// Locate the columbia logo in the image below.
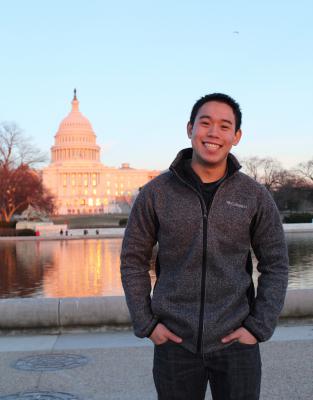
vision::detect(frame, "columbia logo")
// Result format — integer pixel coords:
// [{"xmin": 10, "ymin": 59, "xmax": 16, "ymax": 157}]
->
[{"xmin": 226, "ymin": 200, "xmax": 247, "ymax": 209}]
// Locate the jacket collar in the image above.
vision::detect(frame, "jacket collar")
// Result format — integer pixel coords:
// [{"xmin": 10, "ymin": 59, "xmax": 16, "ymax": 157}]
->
[{"xmin": 169, "ymin": 147, "xmax": 241, "ymax": 182}]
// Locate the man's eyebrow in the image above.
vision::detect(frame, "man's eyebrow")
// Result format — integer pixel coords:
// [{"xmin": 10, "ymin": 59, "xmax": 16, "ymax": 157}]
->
[
  {"xmin": 199, "ymin": 115, "xmax": 233, "ymax": 125},
  {"xmin": 221, "ymin": 119, "xmax": 233, "ymax": 125}
]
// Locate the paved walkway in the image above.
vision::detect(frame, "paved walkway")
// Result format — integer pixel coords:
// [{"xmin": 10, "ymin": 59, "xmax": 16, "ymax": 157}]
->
[
  {"xmin": 0, "ymin": 228, "xmax": 125, "ymax": 241},
  {"xmin": 1, "ymin": 223, "xmax": 313, "ymax": 242},
  {"xmin": 0, "ymin": 324, "xmax": 312, "ymax": 399}
]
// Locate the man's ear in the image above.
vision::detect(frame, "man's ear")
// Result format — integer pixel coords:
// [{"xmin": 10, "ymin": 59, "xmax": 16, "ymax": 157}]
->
[
  {"xmin": 187, "ymin": 122, "xmax": 193, "ymax": 139},
  {"xmin": 232, "ymin": 129, "xmax": 242, "ymax": 146}
]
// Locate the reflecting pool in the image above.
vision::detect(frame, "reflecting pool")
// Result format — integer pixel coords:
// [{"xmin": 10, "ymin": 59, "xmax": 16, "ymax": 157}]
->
[{"xmin": 0, "ymin": 232, "xmax": 312, "ymax": 298}]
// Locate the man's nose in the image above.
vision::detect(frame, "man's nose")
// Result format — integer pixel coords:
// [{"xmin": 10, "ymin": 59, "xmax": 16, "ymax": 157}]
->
[{"xmin": 207, "ymin": 123, "xmax": 219, "ymax": 136}]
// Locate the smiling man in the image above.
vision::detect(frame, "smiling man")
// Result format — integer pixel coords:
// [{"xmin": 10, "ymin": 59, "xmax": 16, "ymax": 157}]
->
[
  {"xmin": 187, "ymin": 99, "xmax": 242, "ymax": 183},
  {"xmin": 121, "ymin": 93, "xmax": 289, "ymax": 400}
]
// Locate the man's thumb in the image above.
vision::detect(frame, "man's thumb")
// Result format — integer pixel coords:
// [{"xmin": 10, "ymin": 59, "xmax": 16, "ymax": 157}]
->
[
  {"xmin": 166, "ymin": 330, "xmax": 183, "ymax": 343},
  {"xmin": 221, "ymin": 331, "xmax": 239, "ymax": 343}
]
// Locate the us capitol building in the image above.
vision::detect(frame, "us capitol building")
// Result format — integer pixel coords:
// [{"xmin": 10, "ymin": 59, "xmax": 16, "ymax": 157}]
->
[{"xmin": 42, "ymin": 91, "xmax": 159, "ymax": 215}]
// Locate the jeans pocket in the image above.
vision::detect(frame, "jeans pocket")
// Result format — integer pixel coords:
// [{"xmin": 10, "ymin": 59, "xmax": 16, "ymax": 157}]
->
[
  {"xmin": 155, "ymin": 340, "xmax": 170, "ymax": 347},
  {"xmin": 233, "ymin": 340, "xmax": 258, "ymax": 348}
]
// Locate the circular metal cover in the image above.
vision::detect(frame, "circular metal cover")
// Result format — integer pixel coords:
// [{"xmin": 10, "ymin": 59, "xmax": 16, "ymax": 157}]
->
[
  {"xmin": 0, "ymin": 392, "xmax": 79, "ymax": 400},
  {"xmin": 13, "ymin": 354, "xmax": 88, "ymax": 371}
]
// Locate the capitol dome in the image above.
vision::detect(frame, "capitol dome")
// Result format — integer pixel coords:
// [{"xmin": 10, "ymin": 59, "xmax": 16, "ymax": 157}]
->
[
  {"xmin": 57, "ymin": 90, "xmax": 93, "ymax": 133},
  {"xmin": 51, "ymin": 90, "xmax": 101, "ymax": 163}
]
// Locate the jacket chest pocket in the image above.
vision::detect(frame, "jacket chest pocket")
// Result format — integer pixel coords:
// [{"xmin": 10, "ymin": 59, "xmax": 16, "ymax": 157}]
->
[{"xmin": 211, "ymin": 202, "xmax": 252, "ymax": 244}]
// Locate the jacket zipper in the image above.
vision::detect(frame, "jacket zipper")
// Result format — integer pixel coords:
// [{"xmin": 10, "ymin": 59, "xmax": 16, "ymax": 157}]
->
[
  {"xmin": 170, "ymin": 167, "xmax": 238, "ymax": 354},
  {"xmin": 195, "ymin": 178, "xmax": 237, "ymax": 353},
  {"xmin": 196, "ymin": 208, "xmax": 208, "ymax": 353}
]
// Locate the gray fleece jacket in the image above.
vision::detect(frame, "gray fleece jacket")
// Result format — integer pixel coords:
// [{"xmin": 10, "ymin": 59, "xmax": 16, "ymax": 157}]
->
[{"xmin": 120, "ymin": 148, "xmax": 289, "ymax": 354}]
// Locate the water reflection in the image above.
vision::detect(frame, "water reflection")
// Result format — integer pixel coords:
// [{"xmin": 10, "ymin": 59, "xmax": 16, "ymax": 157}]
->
[
  {"xmin": 0, "ymin": 233, "xmax": 313, "ymax": 298},
  {"xmin": 285, "ymin": 232, "xmax": 313, "ymax": 289},
  {"xmin": 43, "ymin": 239, "xmax": 124, "ymax": 297},
  {"xmin": 0, "ymin": 241, "xmax": 47, "ymax": 297}
]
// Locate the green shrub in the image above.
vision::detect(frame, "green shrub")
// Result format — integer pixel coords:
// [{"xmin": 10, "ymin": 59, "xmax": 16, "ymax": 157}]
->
[
  {"xmin": 0, "ymin": 221, "xmax": 17, "ymax": 228},
  {"xmin": 119, "ymin": 218, "xmax": 128, "ymax": 227},
  {"xmin": 283, "ymin": 213, "xmax": 313, "ymax": 223},
  {"xmin": 16, "ymin": 229, "xmax": 36, "ymax": 236},
  {"xmin": 0, "ymin": 228, "xmax": 16, "ymax": 237}
]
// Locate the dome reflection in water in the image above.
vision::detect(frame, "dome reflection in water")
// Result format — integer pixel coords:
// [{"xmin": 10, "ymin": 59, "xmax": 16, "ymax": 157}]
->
[{"xmin": 0, "ymin": 234, "xmax": 312, "ymax": 298}]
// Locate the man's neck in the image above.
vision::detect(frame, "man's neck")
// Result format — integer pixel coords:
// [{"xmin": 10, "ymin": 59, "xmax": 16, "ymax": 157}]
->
[{"xmin": 190, "ymin": 159, "xmax": 227, "ymax": 183}]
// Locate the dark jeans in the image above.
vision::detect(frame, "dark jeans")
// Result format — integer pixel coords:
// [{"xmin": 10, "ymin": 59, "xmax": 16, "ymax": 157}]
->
[{"xmin": 153, "ymin": 340, "xmax": 261, "ymax": 400}]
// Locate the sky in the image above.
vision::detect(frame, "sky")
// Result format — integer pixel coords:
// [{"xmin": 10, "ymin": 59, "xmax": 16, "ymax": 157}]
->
[{"xmin": 0, "ymin": 0, "xmax": 312, "ymax": 171}]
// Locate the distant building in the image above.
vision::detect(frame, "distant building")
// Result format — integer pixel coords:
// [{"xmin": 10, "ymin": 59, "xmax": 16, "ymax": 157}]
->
[{"xmin": 42, "ymin": 91, "xmax": 159, "ymax": 215}]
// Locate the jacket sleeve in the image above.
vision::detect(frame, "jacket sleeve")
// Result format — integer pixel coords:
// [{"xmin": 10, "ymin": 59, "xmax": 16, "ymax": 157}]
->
[
  {"xmin": 242, "ymin": 185, "xmax": 289, "ymax": 342},
  {"xmin": 120, "ymin": 185, "xmax": 159, "ymax": 338}
]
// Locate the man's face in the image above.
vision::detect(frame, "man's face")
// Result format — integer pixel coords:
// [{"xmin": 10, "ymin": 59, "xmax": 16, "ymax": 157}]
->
[{"xmin": 187, "ymin": 101, "xmax": 242, "ymax": 169}]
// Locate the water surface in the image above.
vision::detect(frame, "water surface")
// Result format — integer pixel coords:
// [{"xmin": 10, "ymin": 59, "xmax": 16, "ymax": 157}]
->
[{"xmin": 0, "ymin": 233, "xmax": 312, "ymax": 298}]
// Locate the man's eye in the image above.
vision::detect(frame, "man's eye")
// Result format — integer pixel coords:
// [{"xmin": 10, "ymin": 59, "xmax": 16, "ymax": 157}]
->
[{"xmin": 221, "ymin": 125, "xmax": 229, "ymax": 130}]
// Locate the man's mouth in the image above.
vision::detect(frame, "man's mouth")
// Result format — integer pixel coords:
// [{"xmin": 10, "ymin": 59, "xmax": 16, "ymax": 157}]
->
[{"xmin": 203, "ymin": 142, "xmax": 221, "ymax": 149}]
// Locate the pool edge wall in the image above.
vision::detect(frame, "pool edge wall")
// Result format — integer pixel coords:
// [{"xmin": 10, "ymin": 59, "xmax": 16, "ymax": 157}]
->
[{"xmin": 0, "ymin": 289, "xmax": 312, "ymax": 330}]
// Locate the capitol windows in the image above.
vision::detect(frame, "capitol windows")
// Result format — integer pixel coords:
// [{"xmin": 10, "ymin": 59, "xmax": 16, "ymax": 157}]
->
[
  {"xmin": 107, "ymin": 189, "xmax": 111, "ymax": 195},
  {"xmin": 84, "ymin": 188, "xmax": 88, "ymax": 195},
  {"xmin": 103, "ymin": 198, "xmax": 108, "ymax": 205},
  {"xmin": 63, "ymin": 174, "xmax": 67, "ymax": 187},
  {"xmin": 95, "ymin": 198, "xmax": 101, "ymax": 206},
  {"xmin": 71, "ymin": 174, "xmax": 75, "ymax": 186},
  {"xmin": 80, "ymin": 199, "xmax": 86, "ymax": 205},
  {"xmin": 88, "ymin": 198, "xmax": 94, "ymax": 206},
  {"xmin": 93, "ymin": 189, "xmax": 97, "ymax": 195},
  {"xmin": 92, "ymin": 173, "xmax": 97, "ymax": 186},
  {"xmin": 77, "ymin": 174, "xmax": 82, "ymax": 186},
  {"xmin": 84, "ymin": 174, "xmax": 88, "ymax": 186}
]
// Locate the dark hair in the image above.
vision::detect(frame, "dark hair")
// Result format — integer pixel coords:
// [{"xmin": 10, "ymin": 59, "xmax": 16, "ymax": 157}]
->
[{"xmin": 189, "ymin": 93, "xmax": 242, "ymax": 131}]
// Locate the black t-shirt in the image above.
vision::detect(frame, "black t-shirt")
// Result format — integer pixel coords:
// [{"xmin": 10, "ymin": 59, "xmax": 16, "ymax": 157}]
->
[{"xmin": 183, "ymin": 160, "xmax": 229, "ymax": 212}]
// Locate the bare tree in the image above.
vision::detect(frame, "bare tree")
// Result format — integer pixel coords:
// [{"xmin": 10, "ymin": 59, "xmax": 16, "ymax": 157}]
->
[
  {"xmin": 240, "ymin": 156, "xmax": 265, "ymax": 181},
  {"xmin": 296, "ymin": 159, "xmax": 313, "ymax": 183},
  {"xmin": 262, "ymin": 158, "xmax": 285, "ymax": 191},
  {"xmin": 0, "ymin": 122, "xmax": 47, "ymax": 168},
  {"xmin": 241, "ymin": 156, "xmax": 286, "ymax": 192}
]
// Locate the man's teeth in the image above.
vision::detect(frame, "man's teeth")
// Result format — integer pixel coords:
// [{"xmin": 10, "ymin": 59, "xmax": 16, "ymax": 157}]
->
[{"xmin": 204, "ymin": 143, "xmax": 220, "ymax": 149}]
